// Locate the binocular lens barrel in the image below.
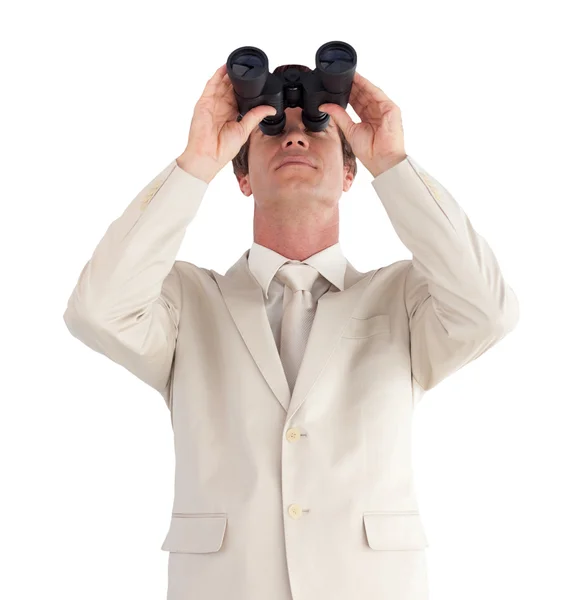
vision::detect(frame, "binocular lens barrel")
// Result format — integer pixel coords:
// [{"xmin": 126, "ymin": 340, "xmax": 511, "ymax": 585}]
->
[
  {"xmin": 316, "ymin": 41, "xmax": 356, "ymax": 93},
  {"xmin": 226, "ymin": 41, "xmax": 356, "ymax": 136},
  {"xmin": 227, "ymin": 47, "xmax": 269, "ymax": 99}
]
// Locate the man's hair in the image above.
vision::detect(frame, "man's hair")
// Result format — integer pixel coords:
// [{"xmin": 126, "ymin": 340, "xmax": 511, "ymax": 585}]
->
[{"xmin": 231, "ymin": 64, "xmax": 357, "ymax": 180}]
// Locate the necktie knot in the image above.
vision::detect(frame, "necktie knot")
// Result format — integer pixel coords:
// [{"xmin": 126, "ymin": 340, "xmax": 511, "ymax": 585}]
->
[{"xmin": 275, "ymin": 263, "xmax": 320, "ymax": 294}]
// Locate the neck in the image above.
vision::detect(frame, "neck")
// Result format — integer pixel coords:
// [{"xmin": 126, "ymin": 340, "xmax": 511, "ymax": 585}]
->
[{"xmin": 253, "ymin": 204, "xmax": 339, "ymax": 261}]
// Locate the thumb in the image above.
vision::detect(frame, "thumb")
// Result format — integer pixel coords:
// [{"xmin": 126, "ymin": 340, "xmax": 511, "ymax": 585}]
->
[
  {"xmin": 239, "ymin": 105, "xmax": 277, "ymax": 139},
  {"xmin": 319, "ymin": 103, "xmax": 355, "ymax": 140}
]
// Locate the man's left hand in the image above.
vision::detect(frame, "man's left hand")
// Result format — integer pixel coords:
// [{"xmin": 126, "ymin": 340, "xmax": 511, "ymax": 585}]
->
[{"xmin": 319, "ymin": 71, "xmax": 407, "ymax": 178}]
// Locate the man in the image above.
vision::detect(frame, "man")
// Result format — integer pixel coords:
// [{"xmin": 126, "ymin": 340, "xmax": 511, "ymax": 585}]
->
[{"xmin": 63, "ymin": 62, "xmax": 519, "ymax": 600}]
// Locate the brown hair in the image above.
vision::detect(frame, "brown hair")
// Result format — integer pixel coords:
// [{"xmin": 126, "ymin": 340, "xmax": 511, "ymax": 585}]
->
[{"xmin": 231, "ymin": 64, "xmax": 357, "ymax": 180}]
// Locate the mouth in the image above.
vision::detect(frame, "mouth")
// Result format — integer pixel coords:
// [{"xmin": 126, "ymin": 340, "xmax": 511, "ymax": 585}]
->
[{"xmin": 277, "ymin": 162, "xmax": 315, "ymax": 170}]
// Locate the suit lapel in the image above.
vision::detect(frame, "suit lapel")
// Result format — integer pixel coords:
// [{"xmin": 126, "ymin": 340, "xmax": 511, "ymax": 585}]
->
[{"xmin": 211, "ymin": 250, "xmax": 377, "ymax": 416}]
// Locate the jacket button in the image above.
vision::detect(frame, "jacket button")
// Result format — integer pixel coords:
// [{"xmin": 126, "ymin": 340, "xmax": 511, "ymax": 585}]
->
[
  {"xmin": 285, "ymin": 427, "xmax": 301, "ymax": 442},
  {"xmin": 288, "ymin": 504, "xmax": 303, "ymax": 519}
]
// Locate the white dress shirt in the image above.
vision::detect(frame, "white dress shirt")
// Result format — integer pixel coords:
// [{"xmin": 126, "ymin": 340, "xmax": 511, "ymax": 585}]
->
[{"xmin": 247, "ymin": 241, "xmax": 348, "ymax": 357}]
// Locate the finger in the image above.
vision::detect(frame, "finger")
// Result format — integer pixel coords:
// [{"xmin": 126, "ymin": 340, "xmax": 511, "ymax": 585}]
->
[
  {"xmin": 318, "ymin": 104, "xmax": 355, "ymax": 140},
  {"xmin": 352, "ymin": 71, "xmax": 394, "ymax": 105},
  {"xmin": 349, "ymin": 87, "xmax": 378, "ymax": 122},
  {"xmin": 217, "ymin": 74, "xmax": 235, "ymax": 103},
  {"xmin": 239, "ymin": 105, "xmax": 277, "ymax": 140},
  {"xmin": 347, "ymin": 81, "xmax": 376, "ymax": 122},
  {"xmin": 221, "ymin": 81, "xmax": 239, "ymax": 113},
  {"xmin": 209, "ymin": 71, "xmax": 236, "ymax": 112},
  {"xmin": 350, "ymin": 79, "xmax": 395, "ymax": 123},
  {"xmin": 202, "ymin": 64, "xmax": 228, "ymax": 96}
]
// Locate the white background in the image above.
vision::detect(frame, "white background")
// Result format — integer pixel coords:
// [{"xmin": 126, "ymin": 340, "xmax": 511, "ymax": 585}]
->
[{"xmin": 2, "ymin": 0, "xmax": 573, "ymax": 598}]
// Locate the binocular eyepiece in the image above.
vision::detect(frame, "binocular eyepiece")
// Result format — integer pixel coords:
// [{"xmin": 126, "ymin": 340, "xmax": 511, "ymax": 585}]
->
[{"xmin": 226, "ymin": 41, "xmax": 357, "ymax": 136}]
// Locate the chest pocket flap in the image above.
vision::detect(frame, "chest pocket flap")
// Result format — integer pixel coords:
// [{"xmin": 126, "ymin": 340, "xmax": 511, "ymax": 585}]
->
[{"xmin": 342, "ymin": 314, "xmax": 390, "ymax": 339}]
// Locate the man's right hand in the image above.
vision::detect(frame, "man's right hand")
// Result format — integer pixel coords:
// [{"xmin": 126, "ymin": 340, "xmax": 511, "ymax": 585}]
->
[{"xmin": 176, "ymin": 64, "xmax": 277, "ymax": 184}]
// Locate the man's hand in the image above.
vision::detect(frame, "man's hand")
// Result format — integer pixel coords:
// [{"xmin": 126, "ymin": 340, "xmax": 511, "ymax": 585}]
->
[
  {"xmin": 177, "ymin": 64, "xmax": 277, "ymax": 183},
  {"xmin": 319, "ymin": 71, "xmax": 407, "ymax": 177}
]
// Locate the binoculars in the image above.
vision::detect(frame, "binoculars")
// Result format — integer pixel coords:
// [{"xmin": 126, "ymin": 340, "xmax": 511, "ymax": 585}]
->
[{"xmin": 226, "ymin": 41, "xmax": 357, "ymax": 136}]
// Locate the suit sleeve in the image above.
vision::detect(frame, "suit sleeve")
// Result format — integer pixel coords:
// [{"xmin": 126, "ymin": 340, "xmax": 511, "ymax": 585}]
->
[
  {"xmin": 371, "ymin": 155, "xmax": 519, "ymax": 392},
  {"xmin": 63, "ymin": 159, "xmax": 209, "ymax": 406}
]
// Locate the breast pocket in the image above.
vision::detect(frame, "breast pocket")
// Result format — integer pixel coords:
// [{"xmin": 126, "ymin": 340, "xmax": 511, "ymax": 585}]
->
[{"xmin": 341, "ymin": 314, "xmax": 391, "ymax": 339}]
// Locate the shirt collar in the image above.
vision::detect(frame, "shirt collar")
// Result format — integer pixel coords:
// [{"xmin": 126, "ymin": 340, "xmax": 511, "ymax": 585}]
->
[{"xmin": 248, "ymin": 241, "xmax": 347, "ymax": 299}]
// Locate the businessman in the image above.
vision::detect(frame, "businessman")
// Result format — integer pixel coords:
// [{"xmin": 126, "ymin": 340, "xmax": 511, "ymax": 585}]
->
[{"xmin": 63, "ymin": 62, "xmax": 519, "ymax": 600}]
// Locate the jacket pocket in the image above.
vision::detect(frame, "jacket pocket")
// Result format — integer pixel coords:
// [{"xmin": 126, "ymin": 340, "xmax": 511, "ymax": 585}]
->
[
  {"xmin": 363, "ymin": 511, "xmax": 429, "ymax": 550},
  {"xmin": 160, "ymin": 513, "xmax": 228, "ymax": 553},
  {"xmin": 341, "ymin": 314, "xmax": 390, "ymax": 339}
]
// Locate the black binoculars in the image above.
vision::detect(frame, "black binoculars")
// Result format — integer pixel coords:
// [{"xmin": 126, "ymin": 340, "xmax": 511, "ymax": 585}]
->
[{"xmin": 226, "ymin": 41, "xmax": 357, "ymax": 136}]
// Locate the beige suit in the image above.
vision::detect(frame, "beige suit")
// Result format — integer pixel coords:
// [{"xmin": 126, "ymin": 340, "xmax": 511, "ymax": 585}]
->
[{"xmin": 63, "ymin": 155, "xmax": 519, "ymax": 600}]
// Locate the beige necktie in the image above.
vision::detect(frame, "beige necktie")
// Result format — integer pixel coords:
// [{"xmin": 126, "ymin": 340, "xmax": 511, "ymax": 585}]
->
[{"xmin": 275, "ymin": 263, "xmax": 321, "ymax": 394}]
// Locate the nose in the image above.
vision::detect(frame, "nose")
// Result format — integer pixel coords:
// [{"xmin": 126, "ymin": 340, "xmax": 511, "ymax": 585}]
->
[{"xmin": 281, "ymin": 129, "xmax": 310, "ymax": 149}]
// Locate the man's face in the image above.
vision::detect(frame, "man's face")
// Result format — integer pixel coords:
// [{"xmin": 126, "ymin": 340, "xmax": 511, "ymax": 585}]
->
[{"xmin": 236, "ymin": 107, "xmax": 354, "ymax": 208}]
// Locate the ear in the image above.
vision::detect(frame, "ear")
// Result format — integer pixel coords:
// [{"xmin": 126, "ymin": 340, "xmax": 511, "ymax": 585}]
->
[
  {"xmin": 236, "ymin": 172, "xmax": 253, "ymax": 197},
  {"xmin": 342, "ymin": 164, "xmax": 355, "ymax": 192}
]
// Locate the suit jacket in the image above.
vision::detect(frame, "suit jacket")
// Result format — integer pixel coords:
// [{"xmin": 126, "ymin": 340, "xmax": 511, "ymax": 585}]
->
[{"xmin": 63, "ymin": 155, "xmax": 519, "ymax": 600}]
